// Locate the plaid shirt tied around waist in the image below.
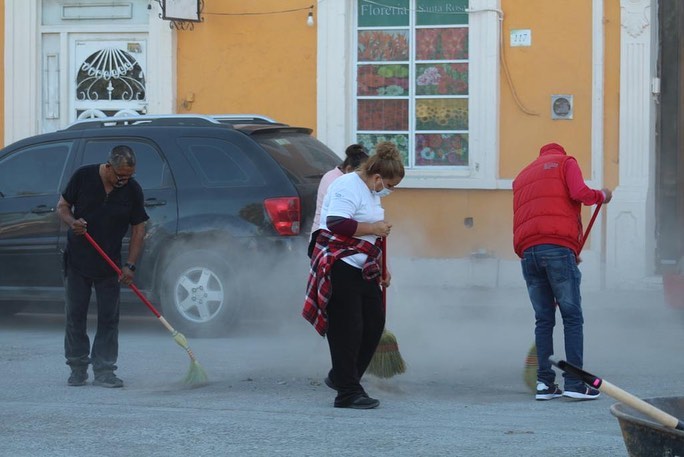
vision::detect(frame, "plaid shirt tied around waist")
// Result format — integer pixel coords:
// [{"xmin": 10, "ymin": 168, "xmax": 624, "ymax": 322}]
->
[{"xmin": 302, "ymin": 230, "xmax": 382, "ymax": 336}]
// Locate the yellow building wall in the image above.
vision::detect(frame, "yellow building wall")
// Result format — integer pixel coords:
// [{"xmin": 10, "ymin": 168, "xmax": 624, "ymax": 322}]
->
[
  {"xmin": 175, "ymin": 1, "xmax": 620, "ymax": 260},
  {"xmin": 498, "ymin": 0, "xmax": 593, "ymax": 178},
  {"xmin": 383, "ymin": 189, "xmax": 514, "ymax": 258},
  {"xmin": 176, "ymin": 1, "xmax": 317, "ymax": 129}
]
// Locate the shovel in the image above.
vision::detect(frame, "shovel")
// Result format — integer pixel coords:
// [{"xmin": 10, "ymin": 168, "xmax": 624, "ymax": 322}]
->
[{"xmin": 550, "ymin": 357, "xmax": 684, "ymax": 431}]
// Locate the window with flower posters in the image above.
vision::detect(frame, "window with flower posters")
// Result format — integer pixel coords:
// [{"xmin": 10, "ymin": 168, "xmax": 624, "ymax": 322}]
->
[{"xmin": 356, "ymin": 0, "xmax": 470, "ymax": 169}]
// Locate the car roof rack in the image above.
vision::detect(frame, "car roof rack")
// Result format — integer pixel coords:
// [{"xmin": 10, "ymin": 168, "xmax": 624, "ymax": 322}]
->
[
  {"xmin": 64, "ymin": 114, "xmax": 226, "ymax": 130},
  {"xmin": 211, "ymin": 114, "xmax": 279, "ymax": 125}
]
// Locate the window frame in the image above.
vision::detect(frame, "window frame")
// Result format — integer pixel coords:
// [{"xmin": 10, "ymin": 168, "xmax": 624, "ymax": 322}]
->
[{"xmin": 316, "ymin": 0, "xmax": 501, "ymax": 189}]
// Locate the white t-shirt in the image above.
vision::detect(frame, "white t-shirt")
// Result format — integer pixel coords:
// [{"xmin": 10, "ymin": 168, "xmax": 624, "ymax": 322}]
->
[
  {"xmin": 320, "ymin": 172, "xmax": 383, "ymax": 269},
  {"xmin": 310, "ymin": 166, "xmax": 343, "ymax": 234}
]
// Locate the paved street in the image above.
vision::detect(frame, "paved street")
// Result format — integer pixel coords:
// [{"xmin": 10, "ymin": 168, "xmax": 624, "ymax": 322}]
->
[{"xmin": 1, "ymin": 283, "xmax": 682, "ymax": 456}]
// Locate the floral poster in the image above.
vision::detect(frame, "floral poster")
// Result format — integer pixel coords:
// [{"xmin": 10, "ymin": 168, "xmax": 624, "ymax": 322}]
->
[
  {"xmin": 357, "ymin": 134, "xmax": 409, "ymax": 166},
  {"xmin": 416, "ymin": 63, "xmax": 468, "ymax": 96},
  {"xmin": 416, "ymin": 28, "xmax": 468, "ymax": 60},
  {"xmin": 358, "ymin": 30, "xmax": 410, "ymax": 62},
  {"xmin": 358, "ymin": 99, "xmax": 409, "ymax": 131},
  {"xmin": 416, "ymin": 98, "xmax": 468, "ymax": 130},
  {"xmin": 415, "ymin": 133, "xmax": 468, "ymax": 166},
  {"xmin": 358, "ymin": 64, "xmax": 410, "ymax": 96}
]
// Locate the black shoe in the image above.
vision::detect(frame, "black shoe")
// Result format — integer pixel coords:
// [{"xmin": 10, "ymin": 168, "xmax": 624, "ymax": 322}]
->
[
  {"xmin": 67, "ymin": 368, "xmax": 88, "ymax": 387},
  {"xmin": 93, "ymin": 372, "xmax": 124, "ymax": 388},
  {"xmin": 563, "ymin": 385, "xmax": 600, "ymax": 400},
  {"xmin": 324, "ymin": 376, "xmax": 339, "ymax": 391},
  {"xmin": 334, "ymin": 394, "xmax": 380, "ymax": 409},
  {"xmin": 535, "ymin": 382, "xmax": 562, "ymax": 401}
]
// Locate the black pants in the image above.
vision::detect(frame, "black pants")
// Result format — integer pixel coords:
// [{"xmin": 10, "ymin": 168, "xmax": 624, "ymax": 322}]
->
[
  {"xmin": 64, "ymin": 266, "xmax": 121, "ymax": 374},
  {"xmin": 307, "ymin": 229, "xmax": 321, "ymax": 258},
  {"xmin": 326, "ymin": 260, "xmax": 385, "ymax": 404}
]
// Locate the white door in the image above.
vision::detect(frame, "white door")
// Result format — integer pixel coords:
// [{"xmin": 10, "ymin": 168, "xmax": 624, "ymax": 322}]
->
[{"xmin": 71, "ymin": 37, "xmax": 148, "ymax": 121}]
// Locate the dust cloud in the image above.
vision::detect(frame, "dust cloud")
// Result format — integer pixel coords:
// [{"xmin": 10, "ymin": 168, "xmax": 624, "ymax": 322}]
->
[{"xmin": 174, "ymin": 225, "xmax": 683, "ymax": 391}]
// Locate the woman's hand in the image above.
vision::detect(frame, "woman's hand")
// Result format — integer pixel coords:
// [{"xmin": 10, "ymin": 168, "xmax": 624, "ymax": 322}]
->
[
  {"xmin": 380, "ymin": 270, "xmax": 392, "ymax": 288},
  {"xmin": 373, "ymin": 220, "xmax": 392, "ymax": 237}
]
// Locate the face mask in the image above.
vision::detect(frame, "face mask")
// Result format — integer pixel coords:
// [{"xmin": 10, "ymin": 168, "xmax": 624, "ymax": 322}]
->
[{"xmin": 373, "ymin": 178, "xmax": 392, "ymax": 198}]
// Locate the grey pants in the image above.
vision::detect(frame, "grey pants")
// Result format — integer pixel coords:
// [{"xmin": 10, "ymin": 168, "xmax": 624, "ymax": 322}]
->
[{"xmin": 64, "ymin": 266, "xmax": 120, "ymax": 374}]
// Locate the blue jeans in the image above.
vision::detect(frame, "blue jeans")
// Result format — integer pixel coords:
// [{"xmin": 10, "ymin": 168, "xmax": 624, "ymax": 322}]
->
[
  {"xmin": 64, "ymin": 266, "xmax": 120, "ymax": 374},
  {"xmin": 521, "ymin": 244, "xmax": 585, "ymax": 390}
]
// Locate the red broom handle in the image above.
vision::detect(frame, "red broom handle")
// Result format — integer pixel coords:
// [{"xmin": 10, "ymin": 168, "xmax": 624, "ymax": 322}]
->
[
  {"xmin": 381, "ymin": 237, "xmax": 387, "ymax": 312},
  {"xmin": 83, "ymin": 232, "xmax": 162, "ymax": 318},
  {"xmin": 579, "ymin": 201, "xmax": 603, "ymax": 252}
]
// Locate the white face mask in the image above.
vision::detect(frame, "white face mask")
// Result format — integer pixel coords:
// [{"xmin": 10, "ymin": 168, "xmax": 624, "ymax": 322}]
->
[{"xmin": 373, "ymin": 178, "xmax": 392, "ymax": 198}]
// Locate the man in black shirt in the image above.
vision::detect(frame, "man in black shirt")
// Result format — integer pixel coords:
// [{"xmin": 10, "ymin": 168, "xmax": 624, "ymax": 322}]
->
[{"xmin": 57, "ymin": 145, "xmax": 149, "ymax": 388}]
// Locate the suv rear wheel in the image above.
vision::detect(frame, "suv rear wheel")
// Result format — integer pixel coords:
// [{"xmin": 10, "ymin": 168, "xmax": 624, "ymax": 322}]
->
[{"xmin": 159, "ymin": 250, "xmax": 242, "ymax": 337}]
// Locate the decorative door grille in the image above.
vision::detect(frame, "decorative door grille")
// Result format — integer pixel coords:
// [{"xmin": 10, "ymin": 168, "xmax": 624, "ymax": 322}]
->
[{"xmin": 76, "ymin": 47, "xmax": 146, "ymax": 102}]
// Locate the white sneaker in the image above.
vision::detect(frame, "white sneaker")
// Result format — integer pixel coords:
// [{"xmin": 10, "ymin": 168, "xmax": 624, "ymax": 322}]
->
[
  {"xmin": 536, "ymin": 382, "xmax": 563, "ymax": 400},
  {"xmin": 562, "ymin": 386, "xmax": 600, "ymax": 400}
]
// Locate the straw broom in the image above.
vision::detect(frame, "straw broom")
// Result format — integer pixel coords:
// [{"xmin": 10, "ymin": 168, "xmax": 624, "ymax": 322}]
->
[
  {"xmin": 522, "ymin": 203, "xmax": 602, "ymax": 392},
  {"xmin": 523, "ymin": 343, "xmax": 538, "ymax": 391},
  {"xmin": 84, "ymin": 232, "xmax": 208, "ymax": 386},
  {"xmin": 367, "ymin": 237, "xmax": 406, "ymax": 378}
]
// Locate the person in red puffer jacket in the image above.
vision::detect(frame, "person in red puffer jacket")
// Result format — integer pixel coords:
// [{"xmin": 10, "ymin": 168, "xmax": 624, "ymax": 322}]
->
[{"xmin": 513, "ymin": 142, "xmax": 612, "ymax": 401}]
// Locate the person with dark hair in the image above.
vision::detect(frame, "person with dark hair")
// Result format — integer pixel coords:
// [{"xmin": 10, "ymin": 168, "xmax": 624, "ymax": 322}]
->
[
  {"xmin": 513, "ymin": 142, "xmax": 612, "ymax": 401},
  {"xmin": 57, "ymin": 145, "xmax": 149, "ymax": 388},
  {"xmin": 303, "ymin": 141, "xmax": 404, "ymax": 409},
  {"xmin": 307, "ymin": 144, "xmax": 369, "ymax": 258}
]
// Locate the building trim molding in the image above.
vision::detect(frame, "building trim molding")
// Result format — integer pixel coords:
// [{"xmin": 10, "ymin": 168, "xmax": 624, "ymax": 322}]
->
[
  {"xmin": 3, "ymin": 0, "xmax": 175, "ymax": 145},
  {"xmin": 4, "ymin": 0, "xmax": 39, "ymax": 145},
  {"xmin": 606, "ymin": 0, "xmax": 657, "ymax": 286}
]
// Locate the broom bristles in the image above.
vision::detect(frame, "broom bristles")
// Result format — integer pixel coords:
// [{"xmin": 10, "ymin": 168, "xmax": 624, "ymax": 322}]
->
[
  {"xmin": 184, "ymin": 359, "xmax": 209, "ymax": 386},
  {"xmin": 367, "ymin": 329, "xmax": 406, "ymax": 379},
  {"xmin": 170, "ymin": 330, "xmax": 208, "ymax": 386},
  {"xmin": 523, "ymin": 343, "xmax": 537, "ymax": 392}
]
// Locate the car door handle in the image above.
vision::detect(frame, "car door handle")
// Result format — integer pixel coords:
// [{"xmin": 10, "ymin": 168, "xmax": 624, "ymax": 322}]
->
[
  {"xmin": 144, "ymin": 198, "xmax": 167, "ymax": 207},
  {"xmin": 31, "ymin": 205, "xmax": 54, "ymax": 214}
]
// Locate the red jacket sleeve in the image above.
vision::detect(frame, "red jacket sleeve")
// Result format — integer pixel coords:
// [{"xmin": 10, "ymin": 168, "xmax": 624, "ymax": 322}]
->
[{"xmin": 564, "ymin": 158, "xmax": 605, "ymax": 205}]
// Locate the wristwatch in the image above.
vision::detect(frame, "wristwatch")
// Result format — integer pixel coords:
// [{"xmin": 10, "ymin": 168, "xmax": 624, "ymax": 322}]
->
[{"xmin": 124, "ymin": 262, "xmax": 136, "ymax": 272}]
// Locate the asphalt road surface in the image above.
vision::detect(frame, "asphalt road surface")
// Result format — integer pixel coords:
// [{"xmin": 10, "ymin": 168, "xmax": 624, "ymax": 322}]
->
[{"xmin": 1, "ymin": 285, "xmax": 682, "ymax": 457}]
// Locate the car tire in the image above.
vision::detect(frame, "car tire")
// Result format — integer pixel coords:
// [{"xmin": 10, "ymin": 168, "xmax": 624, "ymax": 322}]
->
[{"xmin": 159, "ymin": 249, "xmax": 242, "ymax": 337}]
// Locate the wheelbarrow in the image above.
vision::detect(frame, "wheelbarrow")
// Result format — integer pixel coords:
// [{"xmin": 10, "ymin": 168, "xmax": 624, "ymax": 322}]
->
[
  {"xmin": 611, "ymin": 397, "xmax": 684, "ymax": 457},
  {"xmin": 550, "ymin": 358, "xmax": 684, "ymax": 456}
]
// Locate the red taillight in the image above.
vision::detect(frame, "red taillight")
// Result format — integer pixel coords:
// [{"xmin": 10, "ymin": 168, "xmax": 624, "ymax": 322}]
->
[{"xmin": 264, "ymin": 197, "xmax": 301, "ymax": 236}]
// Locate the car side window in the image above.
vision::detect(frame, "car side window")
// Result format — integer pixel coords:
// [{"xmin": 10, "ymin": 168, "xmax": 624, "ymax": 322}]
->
[
  {"xmin": 255, "ymin": 134, "xmax": 340, "ymax": 182},
  {"xmin": 0, "ymin": 142, "xmax": 73, "ymax": 197},
  {"xmin": 178, "ymin": 137, "xmax": 266, "ymax": 187},
  {"xmin": 82, "ymin": 139, "xmax": 171, "ymax": 190}
]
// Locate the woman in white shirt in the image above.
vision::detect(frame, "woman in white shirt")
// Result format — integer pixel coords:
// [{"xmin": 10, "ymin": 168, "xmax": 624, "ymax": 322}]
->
[{"xmin": 302, "ymin": 141, "xmax": 404, "ymax": 409}]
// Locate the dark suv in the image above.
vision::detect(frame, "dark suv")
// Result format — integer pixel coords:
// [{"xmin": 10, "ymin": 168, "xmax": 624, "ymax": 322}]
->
[{"xmin": 0, "ymin": 115, "xmax": 339, "ymax": 336}]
